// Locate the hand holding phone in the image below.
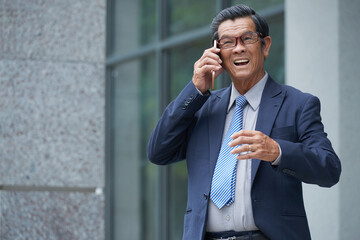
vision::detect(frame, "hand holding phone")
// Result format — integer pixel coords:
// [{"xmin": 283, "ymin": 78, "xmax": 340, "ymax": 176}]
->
[{"xmin": 192, "ymin": 40, "xmax": 222, "ymax": 94}]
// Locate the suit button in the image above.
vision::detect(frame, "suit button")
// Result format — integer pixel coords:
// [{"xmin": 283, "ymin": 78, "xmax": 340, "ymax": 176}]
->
[{"xmin": 203, "ymin": 193, "xmax": 208, "ymax": 200}]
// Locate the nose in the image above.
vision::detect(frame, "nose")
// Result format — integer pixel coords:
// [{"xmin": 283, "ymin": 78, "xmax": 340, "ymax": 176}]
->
[{"xmin": 232, "ymin": 37, "xmax": 246, "ymax": 53}]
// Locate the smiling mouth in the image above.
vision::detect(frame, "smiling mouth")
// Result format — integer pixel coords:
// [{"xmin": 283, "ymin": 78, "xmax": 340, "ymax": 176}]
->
[{"xmin": 234, "ymin": 59, "xmax": 249, "ymax": 66}]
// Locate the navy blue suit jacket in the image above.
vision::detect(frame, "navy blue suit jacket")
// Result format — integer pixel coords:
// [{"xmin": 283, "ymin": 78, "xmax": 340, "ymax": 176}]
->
[{"xmin": 148, "ymin": 77, "xmax": 341, "ymax": 240}]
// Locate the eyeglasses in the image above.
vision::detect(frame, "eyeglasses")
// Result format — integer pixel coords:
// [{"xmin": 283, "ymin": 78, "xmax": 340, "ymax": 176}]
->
[{"xmin": 218, "ymin": 32, "xmax": 262, "ymax": 49}]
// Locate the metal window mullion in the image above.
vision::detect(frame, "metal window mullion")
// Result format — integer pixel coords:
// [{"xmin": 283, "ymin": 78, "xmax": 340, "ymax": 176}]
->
[
  {"xmin": 156, "ymin": 0, "xmax": 170, "ymax": 240},
  {"xmin": 156, "ymin": 49, "xmax": 171, "ymax": 240},
  {"xmin": 105, "ymin": 0, "xmax": 116, "ymax": 240}
]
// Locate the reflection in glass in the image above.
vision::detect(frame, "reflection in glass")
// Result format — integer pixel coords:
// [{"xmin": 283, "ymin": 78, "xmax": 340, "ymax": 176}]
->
[
  {"xmin": 111, "ymin": 55, "xmax": 158, "ymax": 240},
  {"xmin": 264, "ymin": 13, "xmax": 284, "ymax": 84},
  {"xmin": 139, "ymin": 55, "xmax": 159, "ymax": 240},
  {"xmin": 169, "ymin": 38, "xmax": 213, "ymax": 100},
  {"xmin": 140, "ymin": 0, "xmax": 157, "ymax": 45},
  {"xmin": 168, "ymin": 37, "xmax": 209, "ymax": 240},
  {"xmin": 112, "ymin": 0, "xmax": 156, "ymax": 55},
  {"xmin": 169, "ymin": 161, "xmax": 188, "ymax": 240},
  {"xmin": 168, "ymin": 0, "xmax": 217, "ymax": 36}
]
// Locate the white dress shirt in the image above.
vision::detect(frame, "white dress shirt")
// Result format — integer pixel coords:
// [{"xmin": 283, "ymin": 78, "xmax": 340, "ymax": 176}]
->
[{"xmin": 206, "ymin": 73, "xmax": 269, "ymax": 232}]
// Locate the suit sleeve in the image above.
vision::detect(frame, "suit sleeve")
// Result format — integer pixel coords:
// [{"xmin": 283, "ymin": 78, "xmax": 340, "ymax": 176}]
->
[
  {"xmin": 276, "ymin": 95, "xmax": 341, "ymax": 187},
  {"xmin": 147, "ymin": 81, "xmax": 209, "ymax": 165}
]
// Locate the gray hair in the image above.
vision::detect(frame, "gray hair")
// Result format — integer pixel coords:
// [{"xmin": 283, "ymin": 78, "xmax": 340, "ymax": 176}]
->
[{"xmin": 211, "ymin": 4, "xmax": 269, "ymax": 45}]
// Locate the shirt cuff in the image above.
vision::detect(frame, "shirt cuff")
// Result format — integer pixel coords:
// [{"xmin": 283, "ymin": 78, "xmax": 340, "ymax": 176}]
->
[
  {"xmin": 195, "ymin": 87, "xmax": 210, "ymax": 96},
  {"xmin": 271, "ymin": 144, "xmax": 282, "ymax": 166}
]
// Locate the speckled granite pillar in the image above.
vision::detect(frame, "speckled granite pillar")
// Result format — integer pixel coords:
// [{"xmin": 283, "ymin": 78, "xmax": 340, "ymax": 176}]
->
[
  {"xmin": 0, "ymin": 0, "xmax": 106, "ymax": 239},
  {"xmin": 0, "ymin": 191, "xmax": 104, "ymax": 239}
]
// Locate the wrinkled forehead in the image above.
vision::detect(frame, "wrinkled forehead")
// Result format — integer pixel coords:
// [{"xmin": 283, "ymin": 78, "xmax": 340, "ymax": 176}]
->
[{"xmin": 218, "ymin": 17, "xmax": 256, "ymax": 38}]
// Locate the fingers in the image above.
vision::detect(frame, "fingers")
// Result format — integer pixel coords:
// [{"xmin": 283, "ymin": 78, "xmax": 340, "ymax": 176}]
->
[
  {"xmin": 230, "ymin": 143, "xmax": 252, "ymax": 155},
  {"xmin": 192, "ymin": 47, "xmax": 223, "ymax": 93},
  {"xmin": 229, "ymin": 130, "xmax": 280, "ymax": 162},
  {"xmin": 194, "ymin": 60, "xmax": 222, "ymax": 74},
  {"xmin": 194, "ymin": 50, "xmax": 222, "ymax": 76},
  {"xmin": 204, "ymin": 47, "xmax": 222, "ymax": 63},
  {"xmin": 229, "ymin": 130, "xmax": 263, "ymax": 147}
]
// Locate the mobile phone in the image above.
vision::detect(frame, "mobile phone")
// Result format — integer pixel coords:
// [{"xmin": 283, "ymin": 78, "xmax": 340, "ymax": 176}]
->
[{"xmin": 211, "ymin": 40, "xmax": 217, "ymax": 90}]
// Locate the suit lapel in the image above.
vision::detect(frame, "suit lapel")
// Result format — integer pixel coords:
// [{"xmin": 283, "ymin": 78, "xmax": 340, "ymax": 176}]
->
[
  {"xmin": 251, "ymin": 77, "xmax": 285, "ymax": 185},
  {"xmin": 208, "ymin": 87, "xmax": 231, "ymax": 174}
]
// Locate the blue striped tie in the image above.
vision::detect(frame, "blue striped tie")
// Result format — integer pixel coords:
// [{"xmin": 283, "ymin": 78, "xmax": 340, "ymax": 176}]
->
[{"xmin": 210, "ymin": 95, "xmax": 247, "ymax": 209}]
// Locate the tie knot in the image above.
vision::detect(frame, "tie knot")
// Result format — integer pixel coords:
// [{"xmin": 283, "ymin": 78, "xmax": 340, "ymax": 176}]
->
[{"xmin": 236, "ymin": 95, "xmax": 247, "ymax": 108}]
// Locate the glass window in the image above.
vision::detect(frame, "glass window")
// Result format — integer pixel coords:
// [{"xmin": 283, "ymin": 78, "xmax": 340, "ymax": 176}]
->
[
  {"xmin": 169, "ymin": 38, "xmax": 211, "ymax": 99},
  {"xmin": 139, "ymin": 55, "xmax": 159, "ymax": 240},
  {"xmin": 111, "ymin": 0, "xmax": 157, "ymax": 55},
  {"xmin": 110, "ymin": 54, "xmax": 159, "ymax": 240},
  {"xmin": 107, "ymin": 1, "xmax": 284, "ymax": 240},
  {"xmin": 168, "ymin": 0, "xmax": 218, "ymax": 36},
  {"xmin": 167, "ymin": 37, "xmax": 210, "ymax": 239},
  {"xmin": 264, "ymin": 13, "xmax": 284, "ymax": 84},
  {"xmin": 168, "ymin": 162, "xmax": 188, "ymax": 239}
]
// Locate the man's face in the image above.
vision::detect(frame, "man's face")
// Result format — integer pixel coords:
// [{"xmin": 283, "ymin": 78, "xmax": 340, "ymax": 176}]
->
[{"xmin": 218, "ymin": 17, "xmax": 271, "ymax": 86}]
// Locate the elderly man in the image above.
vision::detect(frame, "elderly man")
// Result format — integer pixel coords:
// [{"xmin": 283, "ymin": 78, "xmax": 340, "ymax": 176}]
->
[{"xmin": 148, "ymin": 4, "xmax": 341, "ymax": 240}]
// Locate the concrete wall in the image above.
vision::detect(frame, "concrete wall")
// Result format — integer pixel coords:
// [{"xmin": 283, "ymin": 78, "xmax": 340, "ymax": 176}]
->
[
  {"xmin": 286, "ymin": 0, "xmax": 360, "ymax": 239},
  {"xmin": 338, "ymin": 0, "xmax": 360, "ymax": 239},
  {"xmin": 0, "ymin": 0, "xmax": 106, "ymax": 239}
]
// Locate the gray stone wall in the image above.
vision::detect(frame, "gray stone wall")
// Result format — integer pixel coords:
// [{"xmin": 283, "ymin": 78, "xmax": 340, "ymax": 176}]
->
[{"xmin": 0, "ymin": 0, "xmax": 106, "ymax": 239}]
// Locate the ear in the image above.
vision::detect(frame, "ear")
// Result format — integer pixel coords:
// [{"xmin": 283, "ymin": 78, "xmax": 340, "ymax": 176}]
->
[{"xmin": 262, "ymin": 36, "xmax": 272, "ymax": 58}]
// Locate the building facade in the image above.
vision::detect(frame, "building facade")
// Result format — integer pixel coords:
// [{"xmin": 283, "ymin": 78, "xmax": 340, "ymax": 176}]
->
[{"xmin": 1, "ymin": 0, "xmax": 359, "ymax": 239}]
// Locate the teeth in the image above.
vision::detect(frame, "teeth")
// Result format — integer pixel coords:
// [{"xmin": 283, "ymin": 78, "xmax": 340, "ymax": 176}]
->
[{"xmin": 234, "ymin": 59, "xmax": 249, "ymax": 64}]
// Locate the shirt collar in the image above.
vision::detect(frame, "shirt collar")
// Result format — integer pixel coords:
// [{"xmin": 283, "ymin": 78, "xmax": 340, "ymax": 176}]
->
[{"xmin": 227, "ymin": 72, "xmax": 268, "ymax": 113}]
